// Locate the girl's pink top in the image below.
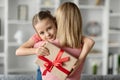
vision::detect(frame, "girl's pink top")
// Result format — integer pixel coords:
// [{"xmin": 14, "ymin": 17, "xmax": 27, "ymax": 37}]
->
[{"xmin": 32, "ymin": 34, "xmax": 85, "ymax": 80}]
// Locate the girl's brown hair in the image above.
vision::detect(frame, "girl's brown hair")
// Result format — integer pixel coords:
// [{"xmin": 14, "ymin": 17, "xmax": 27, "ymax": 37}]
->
[
  {"xmin": 32, "ymin": 10, "xmax": 56, "ymax": 31},
  {"xmin": 55, "ymin": 2, "xmax": 82, "ymax": 48}
]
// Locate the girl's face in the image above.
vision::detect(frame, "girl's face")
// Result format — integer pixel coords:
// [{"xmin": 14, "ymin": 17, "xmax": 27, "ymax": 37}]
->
[{"xmin": 35, "ymin": 18, "xmax": 57, "ymax": 41}]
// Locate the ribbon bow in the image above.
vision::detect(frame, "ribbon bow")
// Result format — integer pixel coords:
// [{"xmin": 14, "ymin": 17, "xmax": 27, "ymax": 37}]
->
[{"xmin": 38, "ymin": 49, "xmax": 70, "ymax": 75}]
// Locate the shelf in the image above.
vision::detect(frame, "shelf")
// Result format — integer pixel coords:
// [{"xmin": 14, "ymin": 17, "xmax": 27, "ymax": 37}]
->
[
  {"xmin": 0, "ymin": 53, "xmax": 4, "ymax": 57},
  {"xmin": 0, "ymin": 36, "xmax": 4, "ymax": 40},
  {"xmin": 8, "ymin": 68, "xmax": 36, "ymax": 74},
  {"xmin": 109, "ymin": 42, "xmax": 120, "ymax": 48},
  {"xmin": 110, "ymin": 13, "xmax": 120, "ymax": 17},
  {"xmin": 40, "ymin": 5, "xmax": 55, "ymax": 9},
  {"xmin": 8, "ymin": 20, "xmax": 31, "ymax": 25},
  {"xmin": 109, "ymin": 30, "xmax": 120, "ymax": 34},
  {"xmin": 0, "ymin": 56, "xmax": 4, "ymax": 65},
  {"xmin": 88, "ymin": 36, "xmax": 104, "ymax": 41},
  {"xmin": 8, "ymin": 42, "xmax": 21, "ymax": 46},
  {"xmin": 0, "ymin": 1, "xmax": 4, "ymax": 8},
  {"xmin": 0, "ymin": 5, "xmax": 4, "ymax": 8},
  {"xmin": 87, "ymin": 53, "xmax": 103, "ymax": 59},
  {"xmin": 79, "ymin": 5, "xmax": 104, "ymax": 10}
]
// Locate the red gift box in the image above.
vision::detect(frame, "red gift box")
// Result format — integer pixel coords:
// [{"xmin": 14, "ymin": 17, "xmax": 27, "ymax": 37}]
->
[{"xmin": 35, "ymin": 42, "xmax": 77, "ymax": 80}]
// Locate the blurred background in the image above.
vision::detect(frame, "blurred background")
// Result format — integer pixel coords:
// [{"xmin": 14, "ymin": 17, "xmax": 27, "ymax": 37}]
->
[{"xmin": 0, "ymin": 0, "xmax": 120, "ymax": 76}]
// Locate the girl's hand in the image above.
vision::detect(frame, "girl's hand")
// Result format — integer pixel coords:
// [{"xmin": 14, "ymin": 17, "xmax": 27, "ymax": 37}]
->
[{"xmin": 35, "ymin": 42, "xmax": 50, "ymax": 56}]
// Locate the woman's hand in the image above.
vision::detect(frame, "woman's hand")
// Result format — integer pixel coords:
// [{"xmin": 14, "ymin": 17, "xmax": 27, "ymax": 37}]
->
[{"xmin": 68, "ymin": 59, "xmax": 80, "ymax": 76}]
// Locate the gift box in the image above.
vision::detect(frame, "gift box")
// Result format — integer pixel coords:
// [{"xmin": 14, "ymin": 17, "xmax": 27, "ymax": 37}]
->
[{"xmin": 35, "ymin": 42, "xmax": 78, "ymax": 80}]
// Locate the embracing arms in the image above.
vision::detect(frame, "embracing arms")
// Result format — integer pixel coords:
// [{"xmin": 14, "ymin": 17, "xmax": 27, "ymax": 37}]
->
[{"xmin": 69, "ymin": 36, "xmax": 95, "ymax": 75}]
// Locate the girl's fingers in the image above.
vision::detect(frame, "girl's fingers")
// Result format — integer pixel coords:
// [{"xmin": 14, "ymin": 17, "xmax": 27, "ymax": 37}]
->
[
  {"xmin": 36, "ymin": 42, "xmax": 49, "ymax": 56},
  {"xmin": 38, "ymin": 46, "xmax": 50, "ymax": 56}
]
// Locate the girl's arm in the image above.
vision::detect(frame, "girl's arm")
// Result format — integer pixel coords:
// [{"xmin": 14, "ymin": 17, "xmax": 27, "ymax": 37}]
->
[
  {"xmin": 69, "ymin": 36, "xmax": 95, "ymax": 75},
  {"xmin": 16, "ymin": 37, "xmax": 38, "ymax": 56},
  {"xmin": 16, "ymin": 37, "xmax": 49, "ymax": 56}
]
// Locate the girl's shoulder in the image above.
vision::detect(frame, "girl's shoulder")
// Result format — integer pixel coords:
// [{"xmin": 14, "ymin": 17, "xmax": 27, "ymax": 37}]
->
[{"xmin": 31, "ymin": 33, "xmax": 42, "ymax": 43}]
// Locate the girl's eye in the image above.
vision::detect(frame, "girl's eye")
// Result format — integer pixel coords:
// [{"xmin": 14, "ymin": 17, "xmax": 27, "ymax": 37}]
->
[
  {"xmin": 39, "ymin": 32, "xmax": 44, "ymax": 35},
  {"xmin": 47, "ymin": 26, "xmax": 52, "ymax": 30}
]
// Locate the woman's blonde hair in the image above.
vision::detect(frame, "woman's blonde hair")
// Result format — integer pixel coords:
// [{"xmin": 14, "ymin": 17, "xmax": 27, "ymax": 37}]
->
[{"xmin": 55, "ymin": 2, "xmax": 82, "ymax": 48}]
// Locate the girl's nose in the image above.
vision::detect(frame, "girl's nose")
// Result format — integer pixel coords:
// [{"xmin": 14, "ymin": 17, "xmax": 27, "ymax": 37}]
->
[{"xmin": 45, "ymin": 32, "xmax": 51, "ymax": 37}]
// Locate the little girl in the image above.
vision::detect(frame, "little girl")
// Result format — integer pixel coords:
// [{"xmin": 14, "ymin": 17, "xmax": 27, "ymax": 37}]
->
[
  {"xmin": 16, "ymin": 10, "xmax": 57, "ymax": 56},
  {"xmin": 16, "ymin": 10, "xmax": 57, "ymax": 80}
]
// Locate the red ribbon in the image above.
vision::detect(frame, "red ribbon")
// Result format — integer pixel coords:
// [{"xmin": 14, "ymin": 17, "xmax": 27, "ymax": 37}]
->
[{"xmin": 38, "ymin": 49, "xmax": 70, "ymax": 75}]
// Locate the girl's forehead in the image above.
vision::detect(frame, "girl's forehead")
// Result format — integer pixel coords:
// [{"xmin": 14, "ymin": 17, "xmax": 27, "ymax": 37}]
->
[
  {"xmin": 35, "ymin": 19, "xmax": 55, "ymax": 28},
  {"xmin": 37, "ymin": 18, "xmax": 51, "ymax": 25}
]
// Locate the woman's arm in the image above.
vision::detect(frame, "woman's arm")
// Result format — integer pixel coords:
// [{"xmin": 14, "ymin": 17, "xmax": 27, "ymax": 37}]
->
[
  {"xmin": 79, "ymin": 36, "xmax": 95, "ymax": 60},
  {"xmin": 69, "ymin": 36, "xmax": 95, "ymax": 75}
]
